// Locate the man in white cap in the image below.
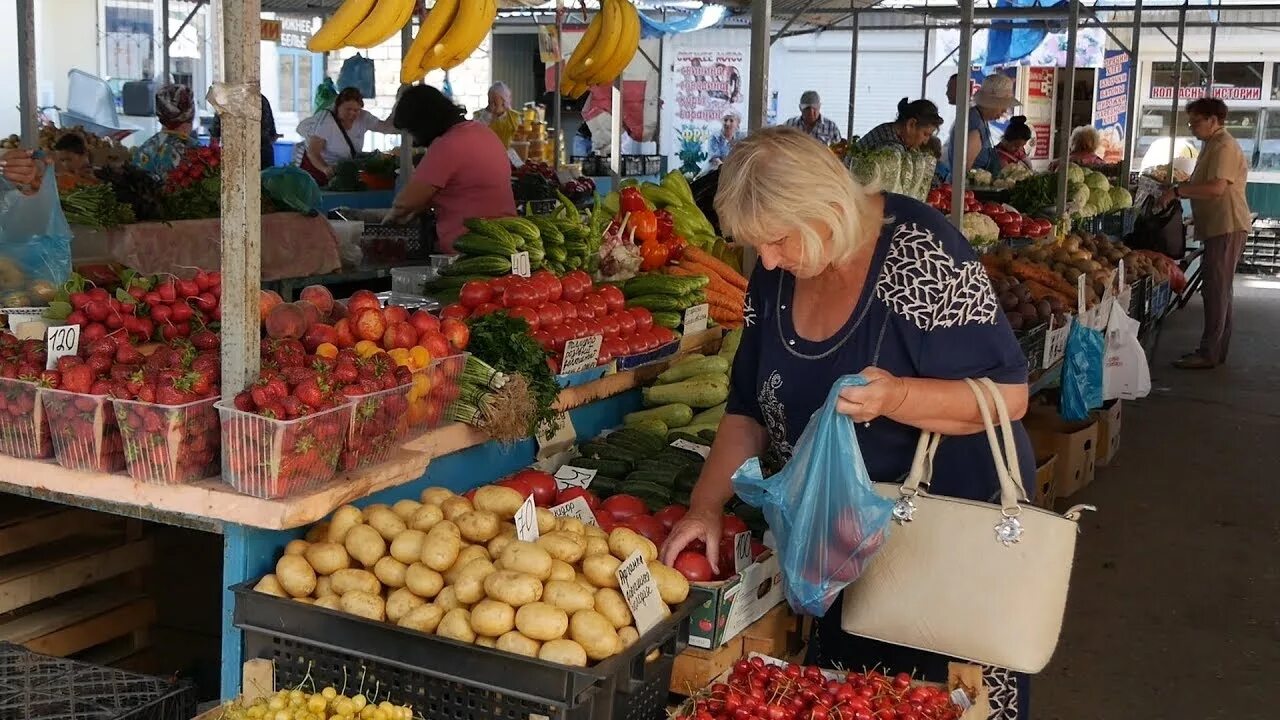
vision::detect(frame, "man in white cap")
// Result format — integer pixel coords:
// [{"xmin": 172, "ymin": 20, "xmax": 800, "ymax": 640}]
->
[
  {"xmin": 950, "ymin": 74, "xmax": 1020, "ymax": 175},
  {"xmin": 785, "ymin": 90, "xmax": 842, "ymax": 146}
]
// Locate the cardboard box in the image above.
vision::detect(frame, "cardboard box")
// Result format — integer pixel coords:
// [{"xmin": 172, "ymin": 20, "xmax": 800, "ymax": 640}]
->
[
  {"xmin": 670, "ymin": 606, "xmax": 805, "ymax": 694},
  {"xmin": 1093, "ymin": 400, "xmax": 1123, "ymax": 466},
  {"xmin": 1024, "ymin": 406, "xmax": 1098, "ymax": 499},
  {"xmin": 1032, "ymin": 454, "xmax": 1058, "ymax": 509},
  {"xmin": 686, "ymin": 552, "xmax": 784, "ymax": 650}
]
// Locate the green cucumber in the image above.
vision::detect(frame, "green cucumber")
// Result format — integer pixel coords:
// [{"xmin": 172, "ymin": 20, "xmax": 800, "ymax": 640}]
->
[
  {"xmin": 608, "ymin": 428, "xmax": 666, "ymax": 454},
  {"xmin": 623, "ymin": 417, "xmax": 669, "ymax": 440},
  {"xmin": 579, "ymin": 441, "xmax": 640, "ymax": 465},
  {"xmin": 625, "ymin": 468, "xmax": 680, "ymax": 488},
  {"xmin": 623, "ymin": 403, "xmax": 693, "ymax": 429},
  {"xmin": 657, "ymin": 356, "xmax": 730, "ymax": 384},
  {"xmin": 674, "ymin": 464, "xmax": 703, "ymax": 492},
  {"xmin": 564, "ymin": 456, "xmax": 632, "ymax": 478}
]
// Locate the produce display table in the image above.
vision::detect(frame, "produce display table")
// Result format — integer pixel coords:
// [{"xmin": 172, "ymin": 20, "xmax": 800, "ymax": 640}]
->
[
  {"xmin": 0, "ymin": 328, "xmax": 722, "ymax": 700},
  {"xmin": 261, "ymin": 259, "xmax": 402, "ymax": 301},
  {"xmin": 100, "ymin": 213, "xmax": 342, "ymax": 282}
]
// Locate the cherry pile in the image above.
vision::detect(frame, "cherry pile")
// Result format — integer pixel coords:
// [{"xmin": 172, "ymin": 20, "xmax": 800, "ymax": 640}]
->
[{"xmin": 682, "ymin": 658, "xmax": 964, "ymax": 720}]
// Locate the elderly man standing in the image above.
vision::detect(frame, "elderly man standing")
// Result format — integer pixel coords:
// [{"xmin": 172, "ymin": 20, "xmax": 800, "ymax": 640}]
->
[
  {"xmin": 1160, "ymin": 97, "xmax": 1253, "ymax": 370},
  {"xmin": 474, "ymin": 81, "xmax": 521, "ymax": 148},
  {"xmin": 706, "ymin": 111, "xmax": 744, "ymax": 168},
  {"xmin": 784, "ymin": 91, "xmax": 842, "ymax": 146}
]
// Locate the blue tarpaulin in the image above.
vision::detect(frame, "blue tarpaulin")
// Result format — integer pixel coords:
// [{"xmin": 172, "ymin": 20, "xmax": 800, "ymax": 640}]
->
[
  {"xmin": 637, "ymin": 4, "xmax": 727, "ymax": 37},
  {"xmin": 983, "ymin": 0, "xmax": 1066, "ymax": 69}
]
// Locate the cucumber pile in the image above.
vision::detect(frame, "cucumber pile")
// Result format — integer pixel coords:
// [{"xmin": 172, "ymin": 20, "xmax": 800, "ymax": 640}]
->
[{"xmin": 621, "ymin": 273, "xmax": 709, "ymax": 330}]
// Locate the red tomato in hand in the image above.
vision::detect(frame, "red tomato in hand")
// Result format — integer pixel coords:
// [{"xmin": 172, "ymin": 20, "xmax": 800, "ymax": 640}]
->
[
  {"xmin": 629, "ymin": 307, "xmax": 654, "ymax": 332},
  {"xmin": 601, "ymin": 494, "xmax": 647, "ymax": 520},
  {"xmin": 673, "ymin": 550, "xmax": 715, "ymax": 582},
  {"xmin": 598, "ymin": 285, "xmax": 626, "ymax": 314},
  {"xmin": 654, "ymin": 504, "xmax": 688, "ymax": 531},
  {"xmin": 510, "ymin": 469, "xmax": 557, "ymax": 507},
  {"xmin": 440, "ymin": 303, "xmax": 470, "ymax": 321},
  {"xmin": 459, "ymin": 281, "xmax": 493, "ymax": 310}
]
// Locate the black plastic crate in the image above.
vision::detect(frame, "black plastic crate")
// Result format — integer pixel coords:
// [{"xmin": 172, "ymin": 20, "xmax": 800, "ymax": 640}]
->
[
  {"xmin": 233, "ymin": 582, "xmax": 695, "ymax": 720},
  {"xmin": 1127, "ymin": 275, "xmax": 1152, "ymax": 326},
  {"xmin": 0, "ymin": 643, "xmax": 197, "ymax": 720},
  {"xmin": 1018, "ymin": 323, "xmax": 1047, "ymax": 372}
]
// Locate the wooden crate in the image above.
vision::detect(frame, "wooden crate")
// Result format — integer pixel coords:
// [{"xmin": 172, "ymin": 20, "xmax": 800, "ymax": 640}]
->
[
  {"xmin": 671, "ymin": 605, "xmax": 804, "ymax": 695},
  {"xmin": 0, "ymin": 498, "xmax": 155, "ymax": 660}
]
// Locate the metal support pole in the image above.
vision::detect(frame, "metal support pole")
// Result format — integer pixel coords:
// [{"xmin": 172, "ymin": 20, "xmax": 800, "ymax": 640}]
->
[
  {"xmin": 161, "ymin": 0, "xmax": 171, "ymax": 83},
  {"xmin": 16, "ymin": 0, "xmax": 36, "ymax": 147},
  {"xmin": 1156, "ymin": 27, "xmax": 1206, "ymax": 79},
  {"xmin": 1168, "ymin": 7, "xmax": 1186, "ymax": 174},
  {"xmin": 1206, "ymin": 5, "xmax": 1218, "ymax": 91},
  {"xmin": 554, "ymin": 0, "xmax": 563, "ymax": 170},
  {"xmin": 747, "ymin": 0, "xmax": 772, "ymax": 132},
  {"xmin": 920, "ymin": 20, "xmax": 931, "ymax": 98},
  {"xmin": 950, "ymin": 1, "xmax": 973, "ymax": 230},
  {"xmin": 609, "ymin": 81, "xmax": 622, "ymax": 178},
  {"xmin": 219, "ymin": 0, "xmax": 262, "ymax": 401},
  {"xmin": 847, "ymin": 13, "xmax": 860, "ymax": 140},
  {"xmin": 1055, "ymin": 0, "xmax": 1079, "ymax": 215},
  {"xmin": 1120, "ymin": 0, "xmax": 1143, "ymax": 181},
  {"xmin": 397, "ymin": 19, "xmax": 412, "ymax": 191}
]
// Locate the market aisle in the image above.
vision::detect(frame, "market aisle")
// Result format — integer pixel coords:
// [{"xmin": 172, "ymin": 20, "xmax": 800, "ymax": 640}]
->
[{"xmin": 1035, "ymin": 278, "xmax": 1280, "ymax": 720}]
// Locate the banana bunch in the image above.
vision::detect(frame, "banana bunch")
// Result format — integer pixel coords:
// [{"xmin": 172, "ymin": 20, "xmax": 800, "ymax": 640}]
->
[
  {"xmin": 308, "ymin": 0, "xmax": 416, "ymax": 52},
  {"xmin": 560, "ymin": 0, "xmax": 640, "ymax": 98},
  {"xmin": 400, "ymin": 0, "xmax": 499, "ymax": 84}
]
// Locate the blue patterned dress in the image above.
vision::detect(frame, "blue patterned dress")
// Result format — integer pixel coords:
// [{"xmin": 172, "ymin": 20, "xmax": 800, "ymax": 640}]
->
[
  {"xmin": 725, "ymin": 192, "xmax": 1033, "ymax": 719},
  {"xmin": 132, "ymin": 130, "xmax": 200, "ymax": 181}
]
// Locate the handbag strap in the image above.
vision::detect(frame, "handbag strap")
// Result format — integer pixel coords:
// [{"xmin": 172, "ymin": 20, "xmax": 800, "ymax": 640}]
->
[
  {"xmin": 899, "ymin": 379, "xmax": 1027, "ymax": 514},
  {"xmin": 331, "ymin": 111, "xmax": 359, "ymax": 158}
]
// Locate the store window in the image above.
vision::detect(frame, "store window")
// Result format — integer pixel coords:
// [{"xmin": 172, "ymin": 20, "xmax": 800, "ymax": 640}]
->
[
  {"xmin": 1258, "ymin": 110, "xmax": 1280, "ymax": 170},
  {"xmin": 1148, "ymin": 61, "xmax": 1264, "ymax": 102},
  {"xmin": 1137, "ymin": 107, "xmax": 1261, "ymax": 170},
  {"xmin": 277, "ymin": 48, "xmax": 315, "ymax": 116}
]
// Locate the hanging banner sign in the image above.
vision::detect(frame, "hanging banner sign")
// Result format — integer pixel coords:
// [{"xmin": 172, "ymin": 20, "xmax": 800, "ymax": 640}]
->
[
  {"xmin": 1094, "ymin": 50, "xmax": 1131, "ymax": 164},
  {"xmin": 1149, "ymin": 85, "xmax": 1262, "ymax": 102},
  {"xmin": 671, "ymin": 49, "xmax": 746, "ymax": 176}
]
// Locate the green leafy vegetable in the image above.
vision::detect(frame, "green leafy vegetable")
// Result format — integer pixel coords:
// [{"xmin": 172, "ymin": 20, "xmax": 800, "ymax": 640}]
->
[{"xmin": 464, "ymin": 312, "xmax": 561, "ymax": 438}]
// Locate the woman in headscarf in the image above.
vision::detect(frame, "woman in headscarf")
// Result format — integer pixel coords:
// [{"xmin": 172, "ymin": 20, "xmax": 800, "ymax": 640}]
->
[
  {"xmin": 132, "ymin": 84, "xmax": 201, "ymax": 180},
  {"xmin": 473, "ymin": 81, "xmax": 522, "ymax": 148},
  {"xmin": 383, "ymin": 85, "xmax": 516, "ymax": 254}
]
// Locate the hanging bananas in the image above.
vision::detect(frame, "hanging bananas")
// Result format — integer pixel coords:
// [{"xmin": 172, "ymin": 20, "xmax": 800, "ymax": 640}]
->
[
  {"xmin": 400, "ymin": 0, "xmax": 498, "ymax": 84},
  {"xmin": 308, "ymin": 0, "xmax": 409, "ymax": 52},
  {"xmin": 560, "ymin": 0, "xmax": 640, "ymax": 99}
]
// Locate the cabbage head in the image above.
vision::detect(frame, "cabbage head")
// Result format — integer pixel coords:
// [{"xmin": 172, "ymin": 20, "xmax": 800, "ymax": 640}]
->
[
  {"xmin": 1092, "ymin": 191, "xmax": 1113, "ymax": 214},
  {"xmin": 872, "ymin": 148, "xmax": 902, "ymax": 193},
  {"xmin": 1069, "ymin": 181, "xmax": 1091, "ymax": 207},
  {"xmin": 1109, "ymin": 187, "xmax": 1133, "ymax": 209},
  {"xmin": 1066, "ymin": 163, "xmax": 1085, "ymax": 184},
  {"xmin": 1084, "ymin": 171, "xmax": 1111, "ymax": 193}
]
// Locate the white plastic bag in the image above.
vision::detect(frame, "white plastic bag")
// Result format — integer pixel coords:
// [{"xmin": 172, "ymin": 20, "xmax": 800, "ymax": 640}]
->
[{"xmin": 1103, "ymin": 299, "xmax": 1150, "ymax": 401}]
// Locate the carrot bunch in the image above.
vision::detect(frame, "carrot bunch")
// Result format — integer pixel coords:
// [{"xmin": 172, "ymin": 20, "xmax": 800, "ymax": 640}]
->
[{"xmin": 665, "ymin": 246, "xmax": 748, "ymax": 328}]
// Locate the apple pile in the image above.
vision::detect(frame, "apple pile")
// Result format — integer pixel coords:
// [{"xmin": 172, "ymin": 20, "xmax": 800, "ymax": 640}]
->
[
  {"xmin": 680, "ymin": 659, "xmax": 967, "ymax": 720},
  {"xmin": 442, "ymin": 270, "xmax": 676, "ymax": 373}
]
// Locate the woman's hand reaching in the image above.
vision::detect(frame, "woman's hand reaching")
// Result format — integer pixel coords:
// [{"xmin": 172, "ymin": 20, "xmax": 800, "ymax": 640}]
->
[
  {"xmin": 0, "ymin": 150, "xmax": 41, "ymax": 187},
  {"xmin": 837, "ymin": 366, "xmax": 908, "ymax": 423},
  {"xmin": 660, "ymin": 508, "xmax": 724, "ymax": 574}
]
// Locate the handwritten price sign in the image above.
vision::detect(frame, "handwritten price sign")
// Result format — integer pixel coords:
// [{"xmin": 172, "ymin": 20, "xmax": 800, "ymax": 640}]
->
[
  {"xmin": 514, "ymin": 494, "xmax": 540, "ymax": 541},
  {"xmin": 561, "ymin": 335, "xmax": 603, "ymax": 374},
  {"xmin": 615, "ymin": 549, "xmax": 664, "ymax": 634},
  {"xmin": 511, "ymin": 252, "xmax": 531, "ymax": 277},
  {"xmin": 45, "ymin": 325, "xmax": 81, "ymax": 370},
  {"xmin": 682, "ymin": 303, "xmax": 710, "ymax": 333},
  {"xmin": 553, "ymin": 464, "xmax": 597, "ymax": 490},
  {"xmin": 550, "ymin": 496, "xmax": 598, "ymax": 526}
]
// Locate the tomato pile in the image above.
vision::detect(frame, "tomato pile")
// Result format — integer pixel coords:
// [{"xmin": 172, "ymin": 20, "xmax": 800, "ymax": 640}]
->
[
  {"xmin": 682, "ymin": 658, "xmax": 965, "ymax": 720},
  {"xmin": 927, "ymin": 186, "xmax": 1052, "ymax": 240},
  {"xmin": 442, "ymin": 270, "xmax": 677, "ymax": 373}
]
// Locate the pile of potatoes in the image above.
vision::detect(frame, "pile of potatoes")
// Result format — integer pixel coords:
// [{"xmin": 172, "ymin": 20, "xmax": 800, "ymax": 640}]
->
[{"xmin": 253, "ymin": 484, "xmax": 690, "ymax": 668}]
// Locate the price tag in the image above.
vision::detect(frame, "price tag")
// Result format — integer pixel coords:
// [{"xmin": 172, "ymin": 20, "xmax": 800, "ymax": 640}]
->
[
  {"xmin": 553, "ymin": 464, "xmax": 597, "ymax": 490},
  {"xmin": 514, "ymin": 494, "xmax": 540, "ymax": 542},
  {"xmin": 560, "ymin": 335, "xmax": 603, "ymax": 374},
  {"xmin": 615, "ymin": 549, "xmax": 665, "ymax": 635},
  {"xmin": 682, "ymin": 303, "xmax": 709, "ymax": 333},
  {"xmin": 733, "ymin": 531, "xmax": 753, "ymax": 574},
  {"xmin": 45, "ymin": 325, "xmax": 81, "ymax": 370},
  {"xmin": 1043, "ymin": 315, "xmax": 1070, "ymax": 369},
  {"xmin": 511, "ymin": 251, "xmax": 531, "ymax": 277},
  {"xmin": 535, "ymin": 412, "xmax": 576, "ymax": 459},
  {"xmin": 670, "ymin": 438, "xmax": 711, "ymax": 459},
  {"xmin": 550, "ymin": 496, "xmax": 598, "ymax": 526},
  {"xmin": 5, "ymin": 308, "xmax": 44, "ymax": 333}
]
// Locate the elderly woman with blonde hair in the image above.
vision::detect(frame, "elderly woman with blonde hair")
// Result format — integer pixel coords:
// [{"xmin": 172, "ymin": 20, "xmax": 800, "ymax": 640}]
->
[
  {"xmin": 660, "ymin": 126, "xmax": 1035, "ymax": 719},
  {"xmin": 1068, "ymin": 125, "xmax": 1105, "ymax": 166}
]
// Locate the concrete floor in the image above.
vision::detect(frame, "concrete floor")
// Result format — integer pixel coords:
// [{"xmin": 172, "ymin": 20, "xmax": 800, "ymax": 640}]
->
[{"xmin": 1035, "ymin": 278, "xmax": 1280, "ymax": 720}]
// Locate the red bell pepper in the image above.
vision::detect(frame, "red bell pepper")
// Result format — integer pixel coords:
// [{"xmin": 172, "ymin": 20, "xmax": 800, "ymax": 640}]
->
[
  {"xmin": 654, "ymin": 209, "xmax": 674, "ymax": 243},
  {"xmin": 629, "ymin": 209, "xmax": 658, "ymax": 245},
  {"xmin": 639, "ymin": 240, "xmax": 670, "ymax": 271},
  {"xmin": 619, "ymin": 187, "xmax": 649, "ymax": 215}
]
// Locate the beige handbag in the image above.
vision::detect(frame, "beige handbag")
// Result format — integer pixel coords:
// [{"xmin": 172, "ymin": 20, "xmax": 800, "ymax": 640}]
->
[{"xmin": 840, "ymin": 378, "xmax": 1094, "ymax": 673}]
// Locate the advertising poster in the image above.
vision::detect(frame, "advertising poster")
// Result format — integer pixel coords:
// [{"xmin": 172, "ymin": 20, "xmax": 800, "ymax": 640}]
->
[
  {"xmin": 1094, "ymin": 50, "xmax": 1131, "ymax": 164},
  {"xmin": 1025, "ymin": 67, "xmax": 1055, "ymax": 160},
  {"xmin": 671, "ymin": 49, "xmax": 745, "ymax": 175}
]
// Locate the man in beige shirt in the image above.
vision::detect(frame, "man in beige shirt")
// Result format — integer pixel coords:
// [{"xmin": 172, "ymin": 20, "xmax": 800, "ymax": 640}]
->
[{"xmin": 1160, "ymin": 97, "xmax": 1253, "ymax": 369}]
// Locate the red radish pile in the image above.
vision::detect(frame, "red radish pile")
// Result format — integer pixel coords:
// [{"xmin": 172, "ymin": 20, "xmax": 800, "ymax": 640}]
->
[
  {"xmin": 442, "ymin": 270, "xmax": 676, "ymax": 372},
  {"xmin": 682, "ymin": 658, "xmax": 965, "ymax": 720},
  {"xmin": 64, "ymin": 269, "xmax": 222, "ymax": 347}
]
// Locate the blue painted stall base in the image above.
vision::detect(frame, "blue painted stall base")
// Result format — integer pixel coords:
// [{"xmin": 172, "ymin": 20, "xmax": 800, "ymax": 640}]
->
[{"xmin": 556, "ymin": 364, "xmax": 611, "ymax": 388}]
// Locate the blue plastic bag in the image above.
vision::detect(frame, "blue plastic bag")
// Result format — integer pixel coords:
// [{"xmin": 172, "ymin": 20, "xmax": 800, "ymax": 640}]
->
[
  {"xmin": 732, "ymin": 375, "xmax": 896, "ymax": 616},
  {"xmin": 0, "ymin": 166, "xmax": 72, "ymax": 302},
  {"xmin": 261, "ymin": 166, "xmax": 322, "ymax": 215},
  {"xmin": 1060, "ymin": 318, "xmax": 1104, "ymax": 421},
  {"xmin": 337, "ymin": 55, "xmax": 376, "ymax": 100}
]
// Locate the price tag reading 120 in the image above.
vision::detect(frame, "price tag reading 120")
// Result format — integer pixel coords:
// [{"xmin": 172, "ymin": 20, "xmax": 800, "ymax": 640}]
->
[{"xmin": 45, "ymin": 325, "xmax": 81, "ymax": 370}]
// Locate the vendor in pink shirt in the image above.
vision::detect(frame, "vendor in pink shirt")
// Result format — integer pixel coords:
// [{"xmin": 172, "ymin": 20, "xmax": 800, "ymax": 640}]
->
[{"xmin": 384, "ymin": 85, "xmax": 516, "ymax": 253}]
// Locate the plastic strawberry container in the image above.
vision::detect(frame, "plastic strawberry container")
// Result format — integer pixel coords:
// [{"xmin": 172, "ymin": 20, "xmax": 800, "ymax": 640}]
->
[
  {"xmin": 216, "ymin": 401, "xmax": 354, "ymax": 499},
  {"xmin": 112, "ymin": 396, "xmax": 220, "ymax": 485},
  {"xmin": 0, "ymin": 377, "xmax": 52, "ymax": 459},
  {"xmin": 340, "ymin": 382, "xmax": 412, "ymax": 471},
  {"xmin": 41, "ymin": 388, "xmax": 126, "ymax": 473},
  {"xmin": 405, "ymin": 352, "xmax": 468, "ymax": 434}
]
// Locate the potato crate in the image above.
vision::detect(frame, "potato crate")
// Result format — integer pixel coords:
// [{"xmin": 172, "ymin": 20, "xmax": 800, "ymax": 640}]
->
[
  {"xmin": 0, "ymin": 499, "xmax": 155, "ymax": 662},
  {"xmin": 233, "ymin": 582, "xmax": 697, "ymax": 720},
  {"xmin": 0, "ymin": 642, "xmax": 196, "ymax": 720}
]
